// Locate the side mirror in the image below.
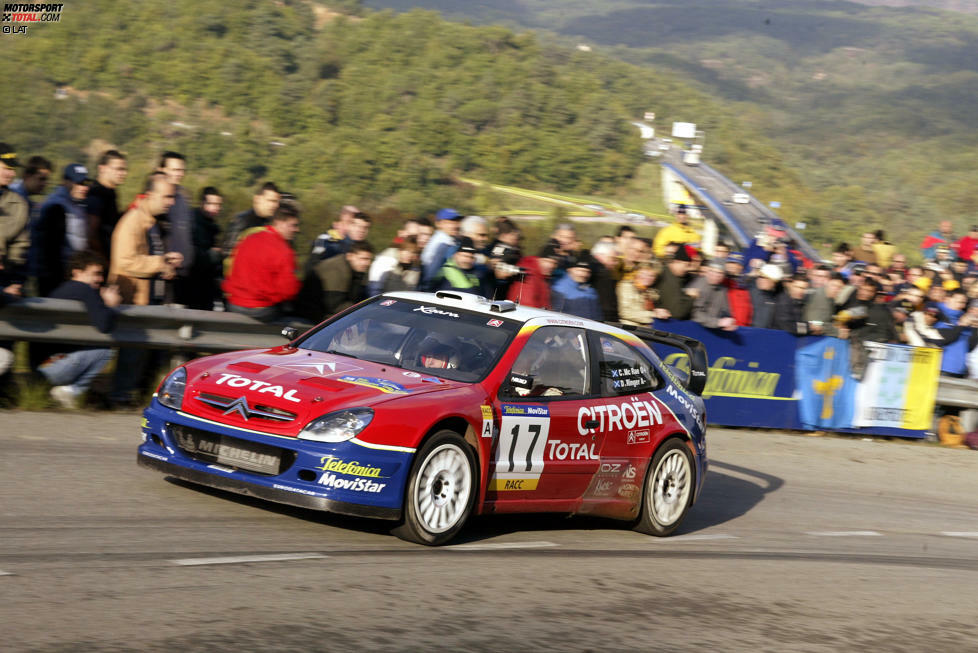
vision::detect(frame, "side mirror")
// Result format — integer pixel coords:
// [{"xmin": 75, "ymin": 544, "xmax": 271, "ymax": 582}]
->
[{"xmin": 281, "ymin": 326, "xmax": 299, "ymax": 341}]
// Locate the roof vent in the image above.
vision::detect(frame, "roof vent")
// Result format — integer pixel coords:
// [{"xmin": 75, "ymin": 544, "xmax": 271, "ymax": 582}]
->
[{"xmin": 489, "ymin": 300, "xmax": 517, "ymax": 313}]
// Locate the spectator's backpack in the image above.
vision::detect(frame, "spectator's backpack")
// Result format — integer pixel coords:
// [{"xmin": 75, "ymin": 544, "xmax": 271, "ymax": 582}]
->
[
  {"xmin": 964, "ymin": 430, "xmax": 978, "ymax": 450},
  {"xmin": 937, "ymin": 415, "xmax": 967, "ymax": 448}
]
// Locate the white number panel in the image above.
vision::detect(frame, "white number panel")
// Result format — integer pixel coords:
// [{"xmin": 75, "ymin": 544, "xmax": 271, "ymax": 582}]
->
[{"xmin": 489, "ymin": 404, "xmax": 551, "ymax": 491}]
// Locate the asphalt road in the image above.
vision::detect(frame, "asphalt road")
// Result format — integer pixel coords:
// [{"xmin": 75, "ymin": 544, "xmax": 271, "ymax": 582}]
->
[{"xmin": 3, "ymin": 411, "xmax": 977, "ymax": 652}]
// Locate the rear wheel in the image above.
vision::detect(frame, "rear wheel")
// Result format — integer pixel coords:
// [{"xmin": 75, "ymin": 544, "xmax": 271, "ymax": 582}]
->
[
  {"xmin": 634, "ymin": 438, "xmax": 695, "ymax": 536},
  {"xmin": 393, "ymin": 431, "xmax": 476, "ymax": 545}
]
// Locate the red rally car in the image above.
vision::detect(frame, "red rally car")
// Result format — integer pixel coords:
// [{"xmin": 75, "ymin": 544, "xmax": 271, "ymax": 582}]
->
[{"xmin": 138, "ymin": 291, "xmax": 709, "ymax": 545}]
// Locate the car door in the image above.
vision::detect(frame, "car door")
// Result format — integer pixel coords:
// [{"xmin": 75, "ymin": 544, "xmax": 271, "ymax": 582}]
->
[
  {"xmin": 580, "ymin": 331, "xmax": 667, "ymax": 516},
  {"xmin": 487, "ymin": 326, "xmax": 606, "ymax": 505}
]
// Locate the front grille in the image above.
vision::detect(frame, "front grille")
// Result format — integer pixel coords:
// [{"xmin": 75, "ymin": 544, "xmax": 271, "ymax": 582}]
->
[
  {"xmin": 195, "ymin": 393, "xmax": 297, "ymax": 422},
  {"xmin": 168, "ymin": 423, "xmax": 297, "ymax": 476}
]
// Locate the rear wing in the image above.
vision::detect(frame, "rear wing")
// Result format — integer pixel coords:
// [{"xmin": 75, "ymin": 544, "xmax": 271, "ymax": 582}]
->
[{"xmin": 610, "ymin": 323, "xmax": 708, "ymax": 396}]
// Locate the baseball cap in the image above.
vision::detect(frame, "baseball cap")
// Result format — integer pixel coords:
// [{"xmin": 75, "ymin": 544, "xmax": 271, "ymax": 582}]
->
[
  {"xmin": 567, "ymin": 255, "xmax": 591, "ymax": 269},
  {"xmin": 435, "ymin": 208, "xmax": 462, "ymax": 221},
  {"xmin": 456, "ymin": 236, "xmax": 477, "ymax": 254},
  {"xmin": 63, "ymin": 163, "xmax": 92, "ymax": 184},
  {"xmin": 0, "ymin": 143, "xmax": 20, "ymax": 168},
  {"xmin": 726, "ymin": 252, "xmax": 746, "ymax": 266}
]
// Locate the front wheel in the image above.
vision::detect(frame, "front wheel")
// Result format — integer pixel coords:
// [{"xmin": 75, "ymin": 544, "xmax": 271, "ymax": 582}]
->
[
  {"xmin": 634, "ymin": 438, "xmax": 695, "ymax": 536},
  {"xmin": 393, "ymin": 431, "xmax": 476, "ymax": 545}
]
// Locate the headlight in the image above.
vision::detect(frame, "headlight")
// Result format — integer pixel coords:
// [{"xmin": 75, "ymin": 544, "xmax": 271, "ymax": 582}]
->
[
  {"xmin": 158, "ymin": 367, "xmax": 187, "ymax": 410},
  {"xmin": 298, "ymin": 408, "xmax": 374, "ymax": 443}
]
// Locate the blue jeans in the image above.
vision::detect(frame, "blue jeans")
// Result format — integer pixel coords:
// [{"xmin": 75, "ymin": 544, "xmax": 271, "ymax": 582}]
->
[{"xmin": 38, "ymin": 348, "xmax": 113, "ymax": 393}]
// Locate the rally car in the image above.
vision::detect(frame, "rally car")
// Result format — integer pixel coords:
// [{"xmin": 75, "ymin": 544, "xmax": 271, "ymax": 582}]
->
[{"xmin": 138, "ymin": 291, "xmax": 709, "ymax": 545}]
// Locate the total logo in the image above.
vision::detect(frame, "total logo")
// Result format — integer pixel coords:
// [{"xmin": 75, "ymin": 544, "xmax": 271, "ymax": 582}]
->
[
  {"xmin": 547, "ymin": 440, "xmax": 597, "ymax": 461},
  {"xmin": 214, "ymin": 373, "xmax": 300, "ymax": 403}
]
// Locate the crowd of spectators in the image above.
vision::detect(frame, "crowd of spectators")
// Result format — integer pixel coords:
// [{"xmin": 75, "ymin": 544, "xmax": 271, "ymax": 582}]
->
[{"xmin": 2, "ymin": 140, "xmax": 978, "ymax": 408}]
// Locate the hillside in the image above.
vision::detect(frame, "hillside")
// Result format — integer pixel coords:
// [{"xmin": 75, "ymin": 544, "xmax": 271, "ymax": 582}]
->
[
  {"xmin": 0, "ymin": 0, "xmax": 823, "ymax": 250},
  {"xmin": 365, "ymin": 0, "xmax": 978, "ymax": 253}
]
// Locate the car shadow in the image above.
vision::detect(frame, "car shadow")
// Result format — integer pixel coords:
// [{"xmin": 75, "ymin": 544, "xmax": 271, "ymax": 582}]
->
[{"xmin": 164, "ymin": 458, "xmax": 783, "ymax": 544}]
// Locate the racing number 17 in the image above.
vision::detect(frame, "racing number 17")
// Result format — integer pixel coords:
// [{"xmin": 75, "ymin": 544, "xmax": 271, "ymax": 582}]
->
[{"xmin": 495, "ymin": 415, "xmax": 549, "ymax": 476}]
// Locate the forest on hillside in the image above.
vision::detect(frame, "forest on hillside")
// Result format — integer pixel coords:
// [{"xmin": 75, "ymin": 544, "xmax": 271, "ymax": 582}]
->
[
  {"xmin": 0, "ymin": 0, "xmax": 820, "ymax": 246},
  {"xmin": 366, "ymin": 0, "xmax": 978, "ymax": 252}
]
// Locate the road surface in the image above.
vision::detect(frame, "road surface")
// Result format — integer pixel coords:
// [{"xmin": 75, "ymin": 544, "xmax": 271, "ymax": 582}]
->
[{"xmin": 2, "ymin": 412, "xmax": 976, "ymax": 651}]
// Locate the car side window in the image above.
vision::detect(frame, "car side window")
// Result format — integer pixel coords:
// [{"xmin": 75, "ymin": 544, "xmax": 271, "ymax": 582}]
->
[
  {"xmin": 502, "ymin": 326, "xmax": 589, "ymax": 399},
  {"xmin": 597, "ymin": 335, "xmax": 660, "ymax": 396}
]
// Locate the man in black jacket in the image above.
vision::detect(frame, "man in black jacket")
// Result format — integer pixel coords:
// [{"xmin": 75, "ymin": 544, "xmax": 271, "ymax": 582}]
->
[
  {"xmin": 39, "ymin": 250, "xmax": 120, "ymax": 408},
  {"xmin": 653, "ymin": 246, "xmax": 694, "ymax": 320},
  {"xmin": 296, "ymin": 242, "xmax": 374, "ymax": 323}
]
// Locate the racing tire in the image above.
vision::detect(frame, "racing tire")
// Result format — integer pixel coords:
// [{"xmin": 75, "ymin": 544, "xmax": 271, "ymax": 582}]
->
[
  {"xmin": 634, "ymin": 437, "xmax": 695, "ymax": 537},
  {"xmin": 393, "ymin": 430, "xmax": 477, "ymax": 546}
]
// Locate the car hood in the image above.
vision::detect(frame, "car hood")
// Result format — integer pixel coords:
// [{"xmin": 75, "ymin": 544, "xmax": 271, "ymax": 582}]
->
[{"xmin": 176, "ymin": 347, "xmax": 462, "ymax": 436}]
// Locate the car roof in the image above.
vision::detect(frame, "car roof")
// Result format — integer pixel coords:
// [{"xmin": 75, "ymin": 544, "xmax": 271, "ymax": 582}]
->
[{"xmin": 382, "ymin": 291, "xmax": 636, "ymax": 339}]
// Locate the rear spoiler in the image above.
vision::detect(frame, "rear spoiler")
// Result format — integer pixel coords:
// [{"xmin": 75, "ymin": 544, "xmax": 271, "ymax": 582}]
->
[{"xmin": 610, "ymin": 323, "xmax": 708, "ymax": 396}]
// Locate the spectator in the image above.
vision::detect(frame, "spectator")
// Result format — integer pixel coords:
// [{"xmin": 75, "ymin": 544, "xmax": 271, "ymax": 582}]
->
[
  {"xmin": 921, "ymin": 219, "xmax": 955, "ymax": 261},
  {"xmin": 487, "ymin": 218, "xmax": 523, "ymax": 300},
  {"xmin": 39, "ymin": 251, "xmax": 119, "ymax": 408},
  {"xmin": 955, "ymin": 225, "xmax": 978, "ymax": 262},
  {"xmin": 0, "ymin": 258, "xmax": 23, "ymax": 382},
  {"xmin": 297, "ymin": 241, "xmax": 374, "ymax": 322},
  {"xmin": 430, "ymin": 237, "xmax": 483, "ymax": 295},
  {"xmin": 589, "ymin": 239, "xmax": 621, "ymax": 322},
  {"xmin": 507, "ymin": 253, "xmax": 556, "ymax": 309},
  {"xmin": 109, "ymin": 173, "xmax": 182, "ymax": 305},
  {"xmin": 887, "ymin": 253, "xmax": 909, "ymax": 280},
  {"xmin": 750, "ymin": 263, "xmax": 783, "ymax": 329},
  {"xmin": 831, "ymin": 242, "xmax": 853, "ymax": 278},
  {"xmin": 774, "ymin": 273, "xmax": 811, "ymax": 336},
  {"xmin": 615, "ymin": 225, "xmax": 636, "ymax": 256},
  {"xmin": 804, "ymin": 272, "xmax": 847, "ymax": 336},
  {"xmin": 935, "ymin": 291, "xmax": 976, "ymax": 377},
  {"xmin": 537, "ymin": 222, "xmax": 579, "ymax": 275},
  {"xmin": 222, "ymin": 181, "xmax": 281, "ymax": 256},
  {"xmin": 551, "ymin": 256, "xmax": 601, "ymax": 321},
  {"xmin": 378, "ymin": 236, "xmax": 421, "ymax": 293},
  {"xmin": 0, "ymin": 143, "xmax": 30, "ymax": 278},
  {"xmin": 905, "ymin": 305, "xmax": 948, "ymax": 348},
  {"xmin": 420, "ymin": 208, "xmax": 462, "ymax": 286},
  {"xmin": 86, "ymin": 149, "xmax": 127, "ymax": 259},
  {"xmin": 306, "ymin": 207, "xmax": 371, "ymax": 272},
  {"xmin": 10, "ymin": 154, "xmax": 52, "ymax": 220},
  {"xmin": 618, "ymin": 236, "xmax": 651, "ymax": 283},
  {"xmin": 156, "ymin": 152, "xmax": 196, "ymax": 306},
  {"xmin": 652, "ymin": 205, "xmax": 699, "ymax": 258},
  {"xmin": 653, "ymin": 247, "xmax": 695, "ymax": 321},
  {"xmin": 31, "ymin": 163, "xmax": 93, "ymax": 296},
  {"xmin": 872, "ymin": 229, "xmax": 896, "ymax": 268},
  {"xmin": 723, "ymin": 252, "xmax": 753, "ymax": 327},
  {"xmin": 223, "ymin": 205, "xmax": 301, "ymax": 323},
  {"xmin": 689, "ymin": 260, "xmax": 737, "ymax": 331},
  {"xmin": 183, "ymin": 186, "xmax": 224, "ymax": 310},
  {"xmin": 368, "ymin": 217, "xmax": 433, "ymax": 293},
  {"xmin": 851, "ymin": 231, "xmax": 878, "ymax": 264},
  {"xmin": 617, "ymin": 261, "xmax": 665, "ymax": 326}
]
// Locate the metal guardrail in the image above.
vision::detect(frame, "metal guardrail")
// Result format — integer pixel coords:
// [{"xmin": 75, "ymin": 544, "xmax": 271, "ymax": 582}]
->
[
  {"xmin": 935, "ymin": 376, "xmax": 978, "ymax": 410},
  {"xmin": 0, "ymin": 298, "xmax": 300, "ymax": 353}
]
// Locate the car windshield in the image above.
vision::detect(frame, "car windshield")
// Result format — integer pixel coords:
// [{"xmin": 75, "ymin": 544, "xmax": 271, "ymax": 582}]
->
[{"xmin": 297, "ymin": 298, "xmax": 521, "ymax": 383}]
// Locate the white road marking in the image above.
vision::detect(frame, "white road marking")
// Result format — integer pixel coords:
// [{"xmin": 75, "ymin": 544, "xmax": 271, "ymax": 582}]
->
[
  {"xmin": 806, "ymin": 531, "xmax": 882, "ymax": 537},
  {"xmin": 660, "ymin": 533, "xmax": 739, "ymax": 542},
  {"xmin": 170, "ymin": 553, "xmax": 327, "ymax": 566},
  {"xmin": 941, "ymin": 532, "xmax": 978, "ymax": 538},
  {"xmin": 450, "ymin": 541, "xmax": 558, "ymax": 550}
]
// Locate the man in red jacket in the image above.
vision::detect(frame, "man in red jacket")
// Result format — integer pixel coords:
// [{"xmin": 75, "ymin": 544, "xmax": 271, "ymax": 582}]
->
[{"xmin": 223, "ymin": 206, "xmax": 301, "ymax": 322}]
